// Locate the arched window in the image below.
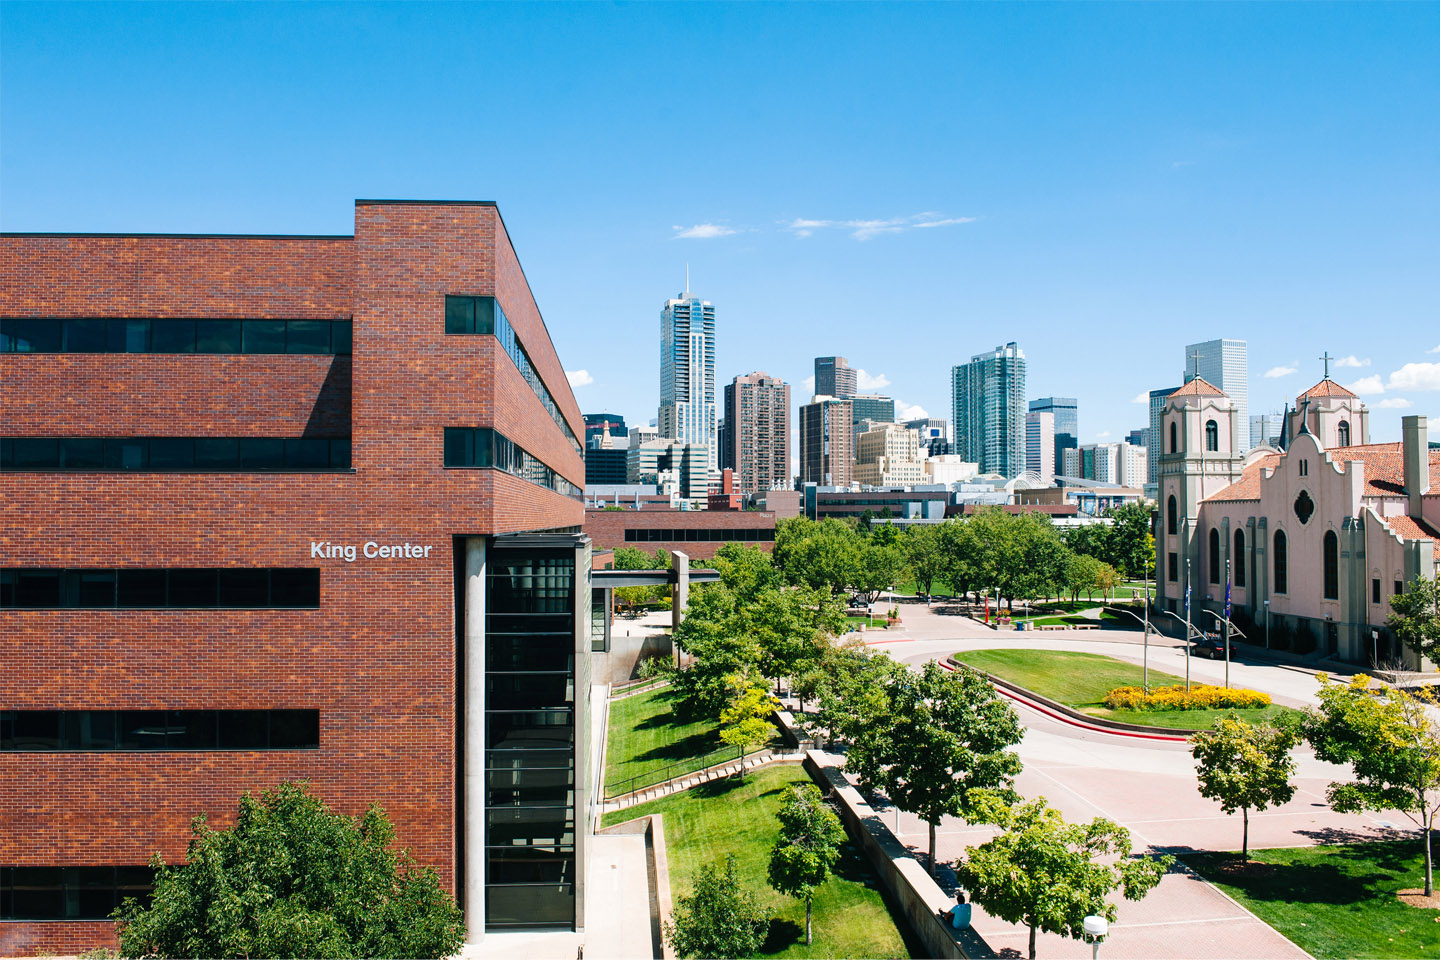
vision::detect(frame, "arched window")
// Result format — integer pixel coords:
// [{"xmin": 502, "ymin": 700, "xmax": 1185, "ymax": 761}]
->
[
  {"xmin": 1324, "ymin": 530, "xmax": 1339, "ymax": 599},
  {"xmin": 1169, "ymin": 421, "xmax": 1178, "ymax": 454},
  {"xmin": 1274, "ymin": 530, "xmax": 1288, "ymax": 594},
  {"xmin": 1209, "ymin": 528, "xmax": 1221, "ymax": 584},
  {"xmin": 1167, "ymin": 496, "xmax": 1178, "ymax": 536},
  {"xmin": 1338, "ymin": 420, "xmax": 1351, "ymax": 446},
  {"xmin": 1205, "ymin": 419, "xmax": 1219, "ymax": 452},
  {"xmin": 1234, "ymin": 529, "xmax": 1246, "ymax": 587}
]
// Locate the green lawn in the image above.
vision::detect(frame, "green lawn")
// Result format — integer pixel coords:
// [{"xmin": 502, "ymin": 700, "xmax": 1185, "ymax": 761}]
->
[
  {"xmin": 951, "ymin": 649, "xmax": 1297, "ymax": 730},
  {"xmin": 602, "ymin": 765, "xmax": 918, "ymax": 959},
  {"xmin": 1186, "ymin": 842, "xmax": 1440, "ymax": 959},
  {"xmin": 845, "ymin": 614, "xmax": 889, "ymax": 629},
  {"xmin": 605, "ymin": 686, "xmax": 734, "ymax": 796}
]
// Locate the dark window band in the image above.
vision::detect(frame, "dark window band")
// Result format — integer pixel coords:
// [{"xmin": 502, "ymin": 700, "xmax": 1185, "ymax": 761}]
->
[
  {"xmin": 0, "ymin": 568, "xmax": 320, "ymax": 609},
  {"xmin": 444, "ymin": 297, "xmax": 582, "ymax": 457},
  {"xmin": 0, "ymin": 436, "xmax": 351, "ymax": 472},
  {"xmin": 0, "ymin": 865, "xmax": 155, "ymax": 920},
  {"xmin": 444, "ymin": 427, "xmax": 580, "ymax": 497},
  {"xmin": 0, "ymin": 318, "xmax": 351, "ymax": 355},
  {"xmin": 0, "ymin": 710, "xmax": 320, "ymax": 752},
  {"xmin": 623, "ymin": 528, "xmax": 775, "ymax": 543}
]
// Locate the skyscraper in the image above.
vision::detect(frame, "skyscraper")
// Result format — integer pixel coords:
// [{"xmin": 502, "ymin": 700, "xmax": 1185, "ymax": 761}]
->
[
  {"xmin": 1028, "ymin": 397, "xmax": 1078, "ymax": 474},
  {"xmin": 658, "ymin": 289, "xmax": 717, "ymax": 475},
  {"xmin": 850, "ymin": 394, "xmax": 895, "ymax": 446},
  {"xmin": 798, "ymin": 396, "xmax": 853, "ymax": 486},
  {"xmin": 1147, "ymin": 385, "xmax": 1181, "ymax": 491},
  {"xmin": 814, "ymin": 356, "xmax": 858, "ymax": 399},
  {"xmin": 954, "ymin": 343, "xmax": 1027, "ymax": 477},
  {"xmin": 723, "ymin": 372, "xmax": 792, "ymax": 495},
  {"xmin": 1184, "ymin": 339, "xmax": 1249, "ymax": 452},
  {"xmin": 1025, "ymin": 411, "xmax": 1055, "ymax": 485},
  {"xmin": 1250, "ymin": 413, "xmax": 1284, "ymax": 450}
]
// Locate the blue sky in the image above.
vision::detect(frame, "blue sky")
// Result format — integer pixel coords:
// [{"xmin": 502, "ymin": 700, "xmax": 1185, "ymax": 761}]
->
[{"xmin": 3, "ymin": 2, "xmax": 1438, "ymax": 446}]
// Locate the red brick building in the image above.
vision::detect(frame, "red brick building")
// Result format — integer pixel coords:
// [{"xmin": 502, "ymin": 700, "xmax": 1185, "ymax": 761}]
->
[
  {"xmin": 583, "ymin": 507, "xmax": 777, "ymax": 560},
  {"xmin": 0, "ymin": 201, "xmax": 590, "ymax": 952}
]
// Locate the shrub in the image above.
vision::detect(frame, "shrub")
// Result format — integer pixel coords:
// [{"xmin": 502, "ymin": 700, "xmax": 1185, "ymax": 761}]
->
[{"xmin": 1104, "ymin": 684, "xmax": 1271, "ymax": 712}]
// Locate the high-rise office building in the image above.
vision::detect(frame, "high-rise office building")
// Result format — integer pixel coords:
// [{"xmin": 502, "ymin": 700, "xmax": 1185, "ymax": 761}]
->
[
  {"xmin": 658, "ymin": 289, "xmax": 717, "ymax": 475},
  {"xmin": 798, "ymin": 396, "xmax": 853, "ymax": 486},
  {"xmin": 1126, "ymin": 428, "xmax": 1147, "ymax": 450},
  {"xmin": 583, "ymin": 413, "xmax": 627, "ymax": 447},
  {"xmin": 1025, "ymin": 411, "xmax": 1055, "ymax": 485},
  {"xmin": 904, "ymin": 417, "xmax": 951, "ymax": 457},
  {"xmin": 722, "ymin": 372, "xmax": 791, "ymax": 495},
  {"xmin": 954, "ymin": 343, "xmax": 1027, "ymax": 477},
  {"xmin": 1250, "ymin": 413, "xmax": 1284, "ymax": 450},
  {"xmin": 1184, "ymin": 339, "xmax": 1249, "ymax": 452},
  {"xmin": 854, "ymin": 423, "xmax": 924, "ymax": 486},
  {"xmin": 850, "ymin": 394, "xmax": 895, "ymax": 446},
  {"xmin": 814, "ymin": 356, "xmax": 858, "ymax": 399},
  {"xmin": 1080, "ymin": 442, "xmax": 1147, "ymax": 487},
  {"xmin": 627, "ymin": 439, "xmax": 710, "ymax": 500},
  {"xmin": 1028, "ymin": 397, "xmax": 1078, "ymax": 474},
  {"xmin": 1147, "ymin": 385, "xmax": 1181, "ymax": 489}
]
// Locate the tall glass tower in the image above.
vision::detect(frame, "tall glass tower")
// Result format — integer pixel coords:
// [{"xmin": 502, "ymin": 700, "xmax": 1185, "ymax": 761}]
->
[
  {"xmin": 1184, "ymin": 339, "xmax": 1249, "ymax": 452},
  {"xmin": 658, "ymin": 289, "xmax": 717, "ymax": 475},
  {"xmin": 952, "ymin": 342, "xmax": 1027, "ymax": 478}
]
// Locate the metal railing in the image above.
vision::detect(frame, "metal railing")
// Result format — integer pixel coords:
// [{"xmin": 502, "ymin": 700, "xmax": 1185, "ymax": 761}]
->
[{"xmin": 603, "ymin": 740, "xmax": 778, "ymax": 800}]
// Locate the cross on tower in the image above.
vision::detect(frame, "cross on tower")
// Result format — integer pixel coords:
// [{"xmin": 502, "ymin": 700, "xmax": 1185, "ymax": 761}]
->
[
  {"xmin": 1188, "ymin": 350, "xmax": 1202, "ymax": 380},
  {"xmin": 1320, "ymin": 351, "xmax": 1333, "ymax": 379}
]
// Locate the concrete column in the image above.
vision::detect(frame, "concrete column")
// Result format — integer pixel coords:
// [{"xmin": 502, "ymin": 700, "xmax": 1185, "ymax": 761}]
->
[
  {"xmin": 671, "ymin": 551, "xmax": 691, "ymax": 631},
  {"xmin": 463, "ymin": 538, "xmax": 487, "ymax": 944}
]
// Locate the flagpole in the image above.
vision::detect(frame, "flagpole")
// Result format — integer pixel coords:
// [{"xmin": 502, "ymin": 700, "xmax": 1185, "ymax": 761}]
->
[
  {"xmin": 1142, "ymin": 560, "xmax": 1150, "ymax": 694},
  {"xmin": 1224, "ymin": 558, "xmax": 1232, "ymax": 689},
  {"xmin": 1184, "ymin": 558, "xmax": 1192, "ymax": 693}
]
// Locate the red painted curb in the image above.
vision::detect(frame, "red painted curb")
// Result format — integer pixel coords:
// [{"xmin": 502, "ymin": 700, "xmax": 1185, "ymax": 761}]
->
[
  {"xmin": 863, "ymin": 637, "xmax": 914, "ymax": 645},
  {"xmin": 938, "ymin": 659, "xmax": 1189, "ymax": 743}
]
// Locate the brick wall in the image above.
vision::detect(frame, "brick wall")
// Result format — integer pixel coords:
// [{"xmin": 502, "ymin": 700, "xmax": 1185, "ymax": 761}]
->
[
  {"xmin": 0, "ymin": 202, "xmax": 582, "ymax": 954},
  {"xmin": 583, "ymin": 508, "xmax": 776, "ymax": 560}
]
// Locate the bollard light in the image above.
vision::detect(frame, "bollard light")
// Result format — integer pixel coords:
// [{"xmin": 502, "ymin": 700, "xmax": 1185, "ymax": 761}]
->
[{"xmin": 1082, "ymin": 915, "xmax": 1109, "ymax": 959}]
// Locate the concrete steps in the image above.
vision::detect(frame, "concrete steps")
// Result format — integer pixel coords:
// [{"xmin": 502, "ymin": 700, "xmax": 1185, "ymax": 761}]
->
[{"xmin": 602, "ymin": 751, "xmax": 805, "ymax": 813}]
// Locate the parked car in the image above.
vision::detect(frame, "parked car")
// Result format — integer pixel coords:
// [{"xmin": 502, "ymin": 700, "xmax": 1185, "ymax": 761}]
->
[{"xmin": 1190, "ymin": 635, "xmax": 1227, "ymax": 659}]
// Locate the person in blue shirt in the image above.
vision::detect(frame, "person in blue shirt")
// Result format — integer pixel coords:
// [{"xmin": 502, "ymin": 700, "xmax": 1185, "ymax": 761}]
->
[{"xmin": 948, "ymin": 890, "xmax": 972, "ymax": 930}]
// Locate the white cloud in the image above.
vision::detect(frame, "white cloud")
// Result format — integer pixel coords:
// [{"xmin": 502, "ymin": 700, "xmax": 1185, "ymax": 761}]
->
[
  {"xmin": 672, "ymin": 223, "xmax": 737, "ymax": 239},
  {"xmin": 854, "ymin": 368, "xmax": 891, "ymax": 391},
  {"xmin": 1097, "ymin": 430, "xmax": 1111, "ymax": 439},
  {"xmin": 1131, "ymin": 392, "xmax": 1148, "ymax": 404},
  {"xmin": 1387, "ymin": 362, "xmax": 1440, "ymax": 392},
  {"xmin": 1348, "ymin": 375, "xmax": 1385, "ymax": 395},
  {"xmin": 802, "ymin": 375, "xmax": 815, "ymax": 392},
  {"xmin": 1171, "ymin": 160, "xmax": 1197, "ymax": 169},
  {"xmin": 565, "ymin": 369, "xmax": 594, "ymax": 388},
  {"xmin": 1263, "ymin": 363, "xmax": 1298, "ymax": 378},
  {"xmin": 1428, "ymin": 344, "xmax": 1440, "ymax": 354},
  {"xmin": 784, "ymin": 212, "xmax": 975, "ymax": 241},
  {"xmin": 1375, "ymin": 398, "xmax": 1414, "ymax": 409},
  {"xmin": 896, "ymin": 401, "xmax": 929, "ymax": 421},
  {"xmin": 1333, "ymin": 355, "xmax": 1370, "ymax": 369}
]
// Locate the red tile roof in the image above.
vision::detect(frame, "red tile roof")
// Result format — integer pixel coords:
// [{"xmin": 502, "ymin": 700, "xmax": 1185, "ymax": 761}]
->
[
  {"xmin": 1382, "ymin": 514, "xmax": 1440, "ymax": 543},
  {"xmin": 1327, "ymin": 443, "xmax": 1440, "ymax": 498},
  {"xmin": 1205, "ymin": 453, "xmax": 1281, "ymax": 502},
  {"xmin": 1204, "ymin": 445, "xmax": 1440, "ymax": 533},
  {"xmin": 1168, "ymin": 377, "xmax": 1226, "ymax": 399},
  {"xmin": 1298, "ymin": 378, "xmax": 1358, "ymax": 400}
]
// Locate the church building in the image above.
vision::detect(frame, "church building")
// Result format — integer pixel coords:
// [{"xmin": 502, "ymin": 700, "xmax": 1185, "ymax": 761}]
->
[{"xmin": 1158, "ymin": 369, "xmax": 1438, "ymax": 670}]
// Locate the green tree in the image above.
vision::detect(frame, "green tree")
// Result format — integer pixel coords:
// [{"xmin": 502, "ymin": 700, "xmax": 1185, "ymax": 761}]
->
[
  {"xmin": 671, "ymin": 585, "xmax": 762, "ymax": 719},
  {"xmin": 711, "ymin": 542, "xmax": 782, "ymax": 601},
  {"xmin": 1388, "ymin": 575, "xmax": 1440, "ymax": 667},
  {"xmin": 774, "ymin": 517, "xmax": 861, "ymax": 596},
  {"xmin": 1190, "ymin": 716, "xmax": 1301, "ymax": 859},
  {"xmin": 965, "ymin": 509, "xmax": 1067, "ymax": 609},
  {"xmin": 1105, "ymin": 503, "xmax": 1156, "ymax": 579},
  {"xmin": 955, "ymin": 795, "xmax": 1171, "ymax": 960},
  {"xmin": 902, "ymin": 523, "xmax": 947, "ymax": 599},
  {"xmin": 663, "ymin": 855, "xmax": 769, "ymax": 960},
  {"xmin": 767, "ymin": 784, "xmax": 846, "ymax": 945},
  {"xmin": 1065, "ymin": 552, "xmax": 1105, "ymax": 604},
  {"xmin": 1303, "ymin": 673, "xmax": 1440, "ymax": 895},
  {"xmin": 840, "ymin": 661, "xmax": 1024, "ymax": 876},
  {"xmin": 114, "ymin": 781, "xmax": 464, "ymax": 959},
  {"xmin": 851, "ymin": 539, "xmax": 909, "ymax": 604},
  {"xmin": 804, "ymin": 644, "xmax": 902, "ymax": 746},
  {"xmin": 719, "ymin": 679, "xmax": 779, "ymax": 779},
  {"xmin": 744, "ymin": 585, "xmax": 844, "ymax": 696}
]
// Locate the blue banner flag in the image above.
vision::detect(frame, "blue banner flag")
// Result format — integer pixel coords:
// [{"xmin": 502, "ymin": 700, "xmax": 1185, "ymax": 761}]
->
[
  {"xmin": 1224, "ymin": 580, "xmax": 1232, "ymax": 621},
  {"xmin": 1184, "ymin": 583, "xmax": 1191, "ymax": 618}
]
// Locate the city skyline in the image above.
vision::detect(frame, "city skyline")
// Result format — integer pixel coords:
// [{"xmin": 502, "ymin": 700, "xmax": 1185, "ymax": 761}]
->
[{"xmin": 2, "ymin": 4, "xmax": 1436, "ymax": 445}]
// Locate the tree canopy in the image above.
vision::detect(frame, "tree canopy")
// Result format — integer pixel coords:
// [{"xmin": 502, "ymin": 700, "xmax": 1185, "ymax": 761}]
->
[
  {"xmin": 767, "ymin": 784, "xmax": 846, "ymax": 945},
  {"xmin": 664, "ymin": 855, "xmax": 769, "ymax": 960},
  {"xmin": 1388, "ymin": 575, "xmax": 1440, "ymax": 667},
  {"xmin": 955, "ymin": 794, "xmax": 1170, "ymax": 960},
  {"xmin": 1303, "ymin": 673, "xmax": 1440, "ymax": 895},
  {"xmin": 114, "ymin": 781, "xmax": 465, "ymax": 959},
  {"xmin": 1190, "ymin": 715, "xmax": 1300, "ymax": 859}
]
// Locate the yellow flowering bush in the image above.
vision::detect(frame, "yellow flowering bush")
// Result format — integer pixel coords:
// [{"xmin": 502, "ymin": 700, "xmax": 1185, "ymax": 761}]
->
[{"xmin": 1103, "ymin": 684, "xmax": 1271, "ymax": 712}]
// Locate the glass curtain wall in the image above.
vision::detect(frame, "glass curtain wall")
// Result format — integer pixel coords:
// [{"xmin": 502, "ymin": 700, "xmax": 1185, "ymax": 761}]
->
[{"xmin": 484, "ymin": 548, "xmax": 577, "ymax": 928}]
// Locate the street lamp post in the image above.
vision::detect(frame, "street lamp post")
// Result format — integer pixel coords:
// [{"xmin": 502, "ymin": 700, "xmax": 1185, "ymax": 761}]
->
[
  {"xmin": 1083, "ymin": 915, "xmax": 1109, "ymax": 960},
  {"xmin": 1264, "ymin": 598, "xmax": 1270, "ymax": 650},
  {"xmin": 1224, "ymin": 558, "xmax": 1232, "ymax": 690},
  {"xmin": 1142, "ymin": 561, "xmax": 1151, "ymax": 693},
  {"xmin": 1162, "ymin": 611, "xmax": 1193, "ymax": 692}
]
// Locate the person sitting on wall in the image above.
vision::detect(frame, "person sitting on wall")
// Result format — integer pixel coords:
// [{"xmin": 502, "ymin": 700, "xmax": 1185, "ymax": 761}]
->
[{"xmin": 948, "ymin": 890, "xmax": 972, "ymax": 930}]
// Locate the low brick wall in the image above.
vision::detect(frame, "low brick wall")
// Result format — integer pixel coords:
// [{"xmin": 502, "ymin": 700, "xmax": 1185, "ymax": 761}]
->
[{"xmin": 804, "ymin": 750, "xmax": 984, "ymax": 960}]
